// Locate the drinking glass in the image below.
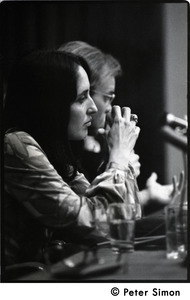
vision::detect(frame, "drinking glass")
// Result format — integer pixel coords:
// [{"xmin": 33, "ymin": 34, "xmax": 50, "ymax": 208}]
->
[
  {"xmin": 108, "ymin": 203, "xmax": 136, "ymax": 254},
  {"xmin": 165, "ymin": 205, "xmax": 179, "ymax": 259},
  {"xmin": 165, "ymin": 171, "xmax": 187, "ymax": 261}
]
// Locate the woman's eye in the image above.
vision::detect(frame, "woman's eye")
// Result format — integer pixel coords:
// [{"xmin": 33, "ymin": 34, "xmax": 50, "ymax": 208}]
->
[
  {"xmin": 78, "ymin": 95, "xmax": 86, "ymax": 103},
  {"xmin": 77, "ymin": 91, "xmax": 89, "ymax": 103}
]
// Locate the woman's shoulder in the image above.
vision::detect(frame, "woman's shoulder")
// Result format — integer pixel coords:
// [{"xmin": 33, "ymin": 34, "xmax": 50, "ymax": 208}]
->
[
  {"xmin": 4, "ymin": 130, "xmax": 45, "ymax": 158},
  {"xmin": 5, "ymin": 130, "xmax": 40, "ymax": 147}
]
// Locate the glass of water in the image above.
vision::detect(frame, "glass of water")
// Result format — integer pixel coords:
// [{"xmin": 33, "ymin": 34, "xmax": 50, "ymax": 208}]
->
[
  {"xmin": 108, "ymin": 203, "xmax": 136, "ymax": 254},
  {"xmin": 165, "ymin": 205, "xmax": 179, "ymax": 259}
]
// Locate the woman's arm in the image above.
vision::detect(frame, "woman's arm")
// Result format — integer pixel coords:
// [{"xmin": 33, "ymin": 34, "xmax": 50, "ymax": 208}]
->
[{"xmin": 4, "ymin": 130, "xmax": 141, "ymax": 230}]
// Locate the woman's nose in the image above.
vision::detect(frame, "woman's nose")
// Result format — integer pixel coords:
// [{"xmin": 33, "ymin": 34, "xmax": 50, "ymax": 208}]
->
[{"xmin": 87, "ymin": 96, "xmax": 98, "ymax": 115}]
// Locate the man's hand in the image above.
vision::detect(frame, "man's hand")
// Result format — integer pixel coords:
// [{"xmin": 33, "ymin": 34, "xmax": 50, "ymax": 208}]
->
[{"xmin": 145, "ymin": 172, "xmax": 173, "ymax": 205}]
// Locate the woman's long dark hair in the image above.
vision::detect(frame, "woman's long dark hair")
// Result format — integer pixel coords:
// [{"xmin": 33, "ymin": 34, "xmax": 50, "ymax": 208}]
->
[{"xmin": 4, "ymin": 50, "xmax": 91, "ymax": 182}]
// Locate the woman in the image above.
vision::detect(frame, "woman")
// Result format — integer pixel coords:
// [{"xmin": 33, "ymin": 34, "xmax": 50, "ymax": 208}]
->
[
  {"xmin": 4, "ymin": 50, "xmax": 140, "ymax": 265},
  {"xmin": 59, "ymin": 40, "xmax": 122, "ymax": 141}
]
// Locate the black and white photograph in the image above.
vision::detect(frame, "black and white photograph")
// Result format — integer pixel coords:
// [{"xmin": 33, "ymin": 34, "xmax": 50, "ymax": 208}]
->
[{"xmin": 0, "ymin": 0, "xmax": 188, "ymax": 294}]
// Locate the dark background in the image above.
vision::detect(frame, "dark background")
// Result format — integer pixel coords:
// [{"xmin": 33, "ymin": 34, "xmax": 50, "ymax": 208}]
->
[{"xmin": 1, "ymin": 1, "xmax": 167, "ymax": 190}]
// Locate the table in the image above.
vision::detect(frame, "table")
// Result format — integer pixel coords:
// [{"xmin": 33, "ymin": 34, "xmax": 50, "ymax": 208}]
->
[
  {"xmin": 4, "ymin": 210, "xmax": 188, "ymax": 282},
  {"xmin": 16, "ymin": 246, "xmax": 187, "ymax": 282}
]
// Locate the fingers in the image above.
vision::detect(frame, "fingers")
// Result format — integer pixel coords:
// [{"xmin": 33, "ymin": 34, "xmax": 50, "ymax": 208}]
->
[
  {"xmin": 112, "ymin": 105, "xmax": 122, "ymax": 121},
  {"xmin": 108, "ymin": 105, "xmax": 140, "ymax": 154},
  {"xmin": 146, "ymin": 172, "xmax": 157, "ymax": 187},
  {"xmin": 152, "ymin": 172, "xmax": 158, "ymax": 180},
  {"xmin": 150, "ymin": 172, "xmax": 158, "ymax": 182},
  {"xmin": 121, "ymin": 107, "xmax": 131, "ymax": 122},
  {"xmin": 112, "ymin": 106, "xmax": 138, "ymax": 125},
  {"xmin": 122, "ymin": 108, "xmax": 138, "ymax": 127}
]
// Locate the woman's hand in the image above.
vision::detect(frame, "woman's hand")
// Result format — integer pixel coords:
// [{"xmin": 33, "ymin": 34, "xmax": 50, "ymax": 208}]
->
[{"xmin": 106, "ymin": 106, "xmax": 140, "ymax": 169}]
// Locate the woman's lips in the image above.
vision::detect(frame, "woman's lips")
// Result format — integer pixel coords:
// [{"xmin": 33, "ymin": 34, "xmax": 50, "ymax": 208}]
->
[{"xmin": 84, "ymin": 119, "xmax": 92, "ymax": 126}]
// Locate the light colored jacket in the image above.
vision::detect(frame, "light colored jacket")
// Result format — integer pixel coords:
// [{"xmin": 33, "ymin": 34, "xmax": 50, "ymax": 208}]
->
[{"xmin": 4, "ymin": 131, "xmax": 141, "ymax": 264}]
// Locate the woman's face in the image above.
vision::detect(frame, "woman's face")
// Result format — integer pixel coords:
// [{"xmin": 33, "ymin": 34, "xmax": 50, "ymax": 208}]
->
[
  {"xmin": 67, "ymin": 66, "xmax": 98, "ymax": 140},
  {"xmin": 90, "ymin": 75, "xmax": 115, "ymax": 133}
]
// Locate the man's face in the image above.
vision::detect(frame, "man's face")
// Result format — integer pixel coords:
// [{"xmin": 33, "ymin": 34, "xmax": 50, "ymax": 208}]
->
[{"xmin": 90, "ymin": 76, "xmax": 115, "ymax": 133}]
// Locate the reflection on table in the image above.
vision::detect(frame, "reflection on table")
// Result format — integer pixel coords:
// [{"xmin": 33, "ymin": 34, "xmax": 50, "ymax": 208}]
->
[
  {"xmin": 3, "ymin": 210, "xmax": 188, "ymax": 282},
  {"xmin": 11, "ymin": 238, "xmax": 187, "ymax": 282}
]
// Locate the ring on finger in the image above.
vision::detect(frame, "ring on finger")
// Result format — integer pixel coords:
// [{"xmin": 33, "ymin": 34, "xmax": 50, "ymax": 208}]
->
[{"xmin": 130, "ymin": 114, "xmax": 138, "ymax": 124}]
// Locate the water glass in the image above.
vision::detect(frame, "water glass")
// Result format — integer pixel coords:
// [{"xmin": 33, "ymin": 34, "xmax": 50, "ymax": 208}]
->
[
  {"xmin": 108, "ymin": 203, "xmax": 136, "ymax": 253},
  {"xmin": 176, "ymin": 202, "xmax": 188, "ymax": 261},
  {"xmin": 165, "ymin": 205, "xmax": 179, "ymax": 259},
  {"xmin": 165, "ymin": 200, "xmax": 188, "ymax": 261}
]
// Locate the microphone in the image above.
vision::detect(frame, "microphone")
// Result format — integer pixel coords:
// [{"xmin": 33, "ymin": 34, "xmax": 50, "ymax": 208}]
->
[
  {"xmin": 161, "ymin": 112, "xmax": 188, "ymax": 130},
  {"xmin": 160, "ymin": 125, "xmax": 187, "ymax": 152}
]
